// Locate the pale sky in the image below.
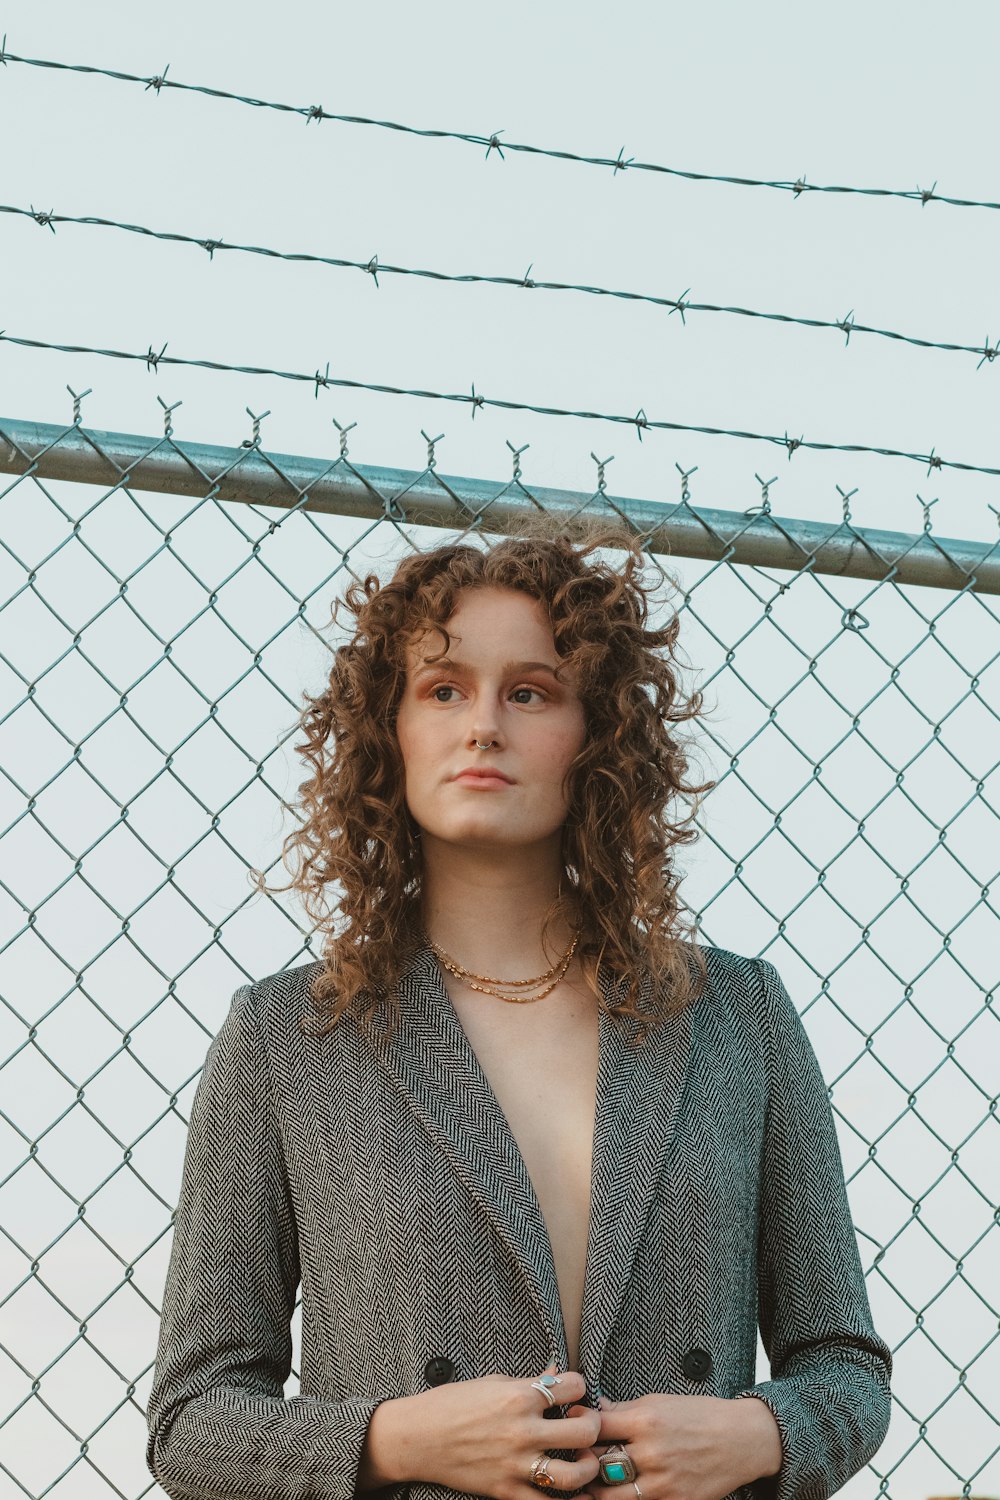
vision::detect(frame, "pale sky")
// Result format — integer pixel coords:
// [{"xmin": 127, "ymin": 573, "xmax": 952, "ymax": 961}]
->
[{"xmin": 1, "ymin": 5, "xmax": 998, "ymax": 1499}]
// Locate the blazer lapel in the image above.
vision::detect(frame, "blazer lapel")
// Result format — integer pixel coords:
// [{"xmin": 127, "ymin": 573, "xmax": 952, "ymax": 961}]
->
[
  {"xmin": 359, "ymin": 941, "xmax": 694, "ymax": 1389},
  {"xmin": 578, "ymin": 969, "xmax": 694, "ymax": 1388},
  {"xmin": 359, "ymin": 939, "xmax": 570, "ymax": 1368}
]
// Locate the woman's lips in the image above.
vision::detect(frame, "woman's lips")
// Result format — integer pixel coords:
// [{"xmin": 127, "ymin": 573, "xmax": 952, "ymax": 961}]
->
[{"xmin": 453, "ymin": 772, "xmax": 513, "ymax": 788}]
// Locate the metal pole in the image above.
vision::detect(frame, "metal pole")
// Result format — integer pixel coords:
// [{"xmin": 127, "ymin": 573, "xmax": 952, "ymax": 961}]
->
[{"xmin": 1, "ymin": 416, "xmax": 996, "ymax": 593}]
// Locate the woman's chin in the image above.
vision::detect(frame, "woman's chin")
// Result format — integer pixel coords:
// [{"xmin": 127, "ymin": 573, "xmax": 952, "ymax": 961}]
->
[{"xmin": 420, "ymin": 819, "xmax": 565, "ymax": 856}]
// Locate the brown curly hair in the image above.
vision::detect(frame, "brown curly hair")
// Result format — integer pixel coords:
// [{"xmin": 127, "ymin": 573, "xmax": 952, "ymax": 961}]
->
[{"xmin": 259, "ymin": 512, "xmax": 717, "ymax": 1037}]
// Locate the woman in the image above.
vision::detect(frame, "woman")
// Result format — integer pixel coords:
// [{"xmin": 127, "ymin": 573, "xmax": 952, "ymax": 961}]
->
[{"xmin": 145, "ymin": 521, "xmax": 892, "ymax": 1500}]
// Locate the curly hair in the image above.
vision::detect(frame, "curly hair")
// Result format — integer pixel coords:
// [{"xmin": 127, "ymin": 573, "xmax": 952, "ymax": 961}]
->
[{"xmin": 259, "ymin": 511, "xmax": 717, "ymax": 1037}]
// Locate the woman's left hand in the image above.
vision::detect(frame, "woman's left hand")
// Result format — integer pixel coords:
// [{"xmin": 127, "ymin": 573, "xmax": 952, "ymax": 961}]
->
[{"xmin": 572, "ymin": 1391, "xmax": 782, "ymax": 1500}]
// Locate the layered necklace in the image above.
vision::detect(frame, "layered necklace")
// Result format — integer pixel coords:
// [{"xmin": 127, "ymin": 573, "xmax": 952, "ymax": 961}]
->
[{"xmin": 429, "ymin": 929, "xmax": 581, "ymax": 1003}]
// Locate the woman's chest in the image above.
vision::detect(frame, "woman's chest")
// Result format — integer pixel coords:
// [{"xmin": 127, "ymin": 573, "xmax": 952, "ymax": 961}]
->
[
  {"xmin": 449, "ymin": 987, "xmax": 600, "ymax": 1236},
  {"xmin": 449, "ymin": 992, "xmax": 601, "ymax": 1368},
  {"xmin": 272, "ymin": 1003, "xmax": 766, "ymax": 1302}
]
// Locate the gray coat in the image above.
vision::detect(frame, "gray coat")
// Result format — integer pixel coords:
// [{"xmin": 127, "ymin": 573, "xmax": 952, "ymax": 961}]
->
[{"xmin": 145, "ymin": 940, "xmax": 892, "ymax": 1500}]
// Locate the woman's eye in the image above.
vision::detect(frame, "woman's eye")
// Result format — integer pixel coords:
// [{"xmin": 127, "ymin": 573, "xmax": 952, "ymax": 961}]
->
[{"xmin": 428, "ymin": 684, "xmax": 544, "ymax": 704}]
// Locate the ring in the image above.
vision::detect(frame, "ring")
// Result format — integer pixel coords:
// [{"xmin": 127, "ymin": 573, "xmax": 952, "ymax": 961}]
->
[
  {"xmin": 529, "ymin": 1454, "xmax": 555, "ymax": 1488},
  {"xmin": 598, "ymin": 1445, "xmax": 638, "ymax": 1486},
  {"xmin": 631, "ymin": 1483, "xmax": 642, "ymax": 1500},
  {"xmin": 529, "ymin": 1373, "xmax": 562, "ymax": 1408}
]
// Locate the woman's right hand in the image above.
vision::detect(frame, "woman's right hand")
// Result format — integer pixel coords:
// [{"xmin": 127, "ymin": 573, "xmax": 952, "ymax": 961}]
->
[{"xmin": 360, "ymin": 1364, "xmax": 603, "ymax": 1498}]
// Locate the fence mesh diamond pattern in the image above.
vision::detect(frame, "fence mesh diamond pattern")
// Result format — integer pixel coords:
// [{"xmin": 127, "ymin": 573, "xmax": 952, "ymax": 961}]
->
[{"xmin": 1, "ymin": 410, "xmax": 998, "ymax": 1500}]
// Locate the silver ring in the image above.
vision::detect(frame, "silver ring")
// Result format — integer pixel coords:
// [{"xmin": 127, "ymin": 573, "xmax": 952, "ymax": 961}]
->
[
  {"xmin": 598, "ymin": 1445, "xmax": 638, "ymax": 1485},
  {"xmin": 632, "ymin": 1483, "xmax": 642, "ymax": 1500},
  {"xmin": 529, "ymin": 1373, "xmax": 562, "ymax": 1408},
  {"xmin": 475, "ymin": 739, "xmax": 494, "ymax": 749}
]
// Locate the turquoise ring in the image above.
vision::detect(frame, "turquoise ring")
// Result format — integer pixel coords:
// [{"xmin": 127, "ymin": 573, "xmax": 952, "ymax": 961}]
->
[
  {"xmin": 529, "ymin": 1373, "xmax": 563, "ymax": 1407},
  {"xmin": 599, "ymin": 1446, "xmax": 638, "ymax": 1486}
]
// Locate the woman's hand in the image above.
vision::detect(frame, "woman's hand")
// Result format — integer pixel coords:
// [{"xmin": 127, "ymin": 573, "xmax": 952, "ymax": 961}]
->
[
  {"xmin": 360, "ymin": 1363, "xmax": 603, "ymax": 1498},
  {"xmin": 584, "ymin": 1392, "xmax": 782, "ymax": 1500}
]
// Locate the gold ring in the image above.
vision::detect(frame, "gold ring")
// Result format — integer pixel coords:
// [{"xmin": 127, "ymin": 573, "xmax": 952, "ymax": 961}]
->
[{"xmin": 529, "ymin": 1454, "xmax": 555, "ymax": 1488}]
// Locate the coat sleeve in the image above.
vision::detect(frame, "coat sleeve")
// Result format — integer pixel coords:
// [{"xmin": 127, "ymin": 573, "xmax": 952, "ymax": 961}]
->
[
  {"xmin": 735, "ymin": 958, "xmax": 893, "ymax": 1500},
  {"xmin": 145, "ymin": 981, "xmax": 403, "ymax": 1500}
]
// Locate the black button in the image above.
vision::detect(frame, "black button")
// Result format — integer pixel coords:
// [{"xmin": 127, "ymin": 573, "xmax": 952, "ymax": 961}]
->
[
  {"xmin": 424, "ymin": 1356, "xmax": 456, "ymax": 1386},
  {"xmin": 682, "ymin": 1348, "xmax": 713, "ymax": 1381}
]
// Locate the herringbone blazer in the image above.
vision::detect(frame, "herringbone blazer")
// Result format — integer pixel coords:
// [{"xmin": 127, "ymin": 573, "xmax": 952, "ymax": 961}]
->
[{"xmin": 145, "ymin": 940, "xmax": 892, "ymax": 1500}]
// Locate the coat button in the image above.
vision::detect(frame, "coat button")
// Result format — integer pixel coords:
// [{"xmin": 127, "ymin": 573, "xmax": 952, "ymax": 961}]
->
[
  {"xmin": 424, "ymin": 1356, "xmax": 456, "ymax": 1386},
  {"xmin": 682, "ymin": 1348, "xmax": 713, "ymax": 1381}
]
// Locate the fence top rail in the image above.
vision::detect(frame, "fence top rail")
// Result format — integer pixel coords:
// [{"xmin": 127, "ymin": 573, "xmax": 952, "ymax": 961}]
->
[{"xmin": 2, "ymin": 415, "xmax": 998, "ymax": 595}]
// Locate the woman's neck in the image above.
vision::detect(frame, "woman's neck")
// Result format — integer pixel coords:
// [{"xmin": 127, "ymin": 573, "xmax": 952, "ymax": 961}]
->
[{"xmin": 418, "ymin": 836, "xmax": 576, "ymax": 978}]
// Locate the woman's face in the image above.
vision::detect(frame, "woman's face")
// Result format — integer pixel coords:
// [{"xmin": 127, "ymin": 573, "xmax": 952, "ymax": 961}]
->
[{"xmin": 395, "ymin": 586, "xmax": 587, "ymax": 854}]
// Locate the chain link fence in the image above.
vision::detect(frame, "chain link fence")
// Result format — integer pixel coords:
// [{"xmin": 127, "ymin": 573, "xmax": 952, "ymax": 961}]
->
[{"xmin": 1, "ymin": 407, "xmax": 998, "ymax": 1500}]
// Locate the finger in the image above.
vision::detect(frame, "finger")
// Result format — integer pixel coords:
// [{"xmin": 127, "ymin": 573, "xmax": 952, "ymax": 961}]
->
[
  {"xmin": 586, "ymin": 1446, "xmax": 647, "ymax": 1500},
  {"xmin": 526, "ymin": 1369, "xmax": 587, "ymax": 1407},
  {"xmin": 596, "ymin": 1409, "xmax": 639, "ymax": 1442},
  {"xmin": 521, "ymin": 1448, "xmax": 601, "ymax": 1493},
  {"xmin": 587, "ymin": 1478, "xmax": 650, "ymax": 1500},
  {"xmin": 586, "ymin": 1465, "xmax": 640, "ymax": 1500},
  {"xmin": 533, "ymin": 1410, "xmax": 602, "ymax": 1448},
  {"xmin": 563, "ymin": 1404, "xmax": 606, "ymax": 1443}
]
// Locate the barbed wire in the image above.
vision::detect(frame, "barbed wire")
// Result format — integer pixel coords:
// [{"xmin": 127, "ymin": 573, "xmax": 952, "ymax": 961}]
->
[
  {"xmin": 5, "ymin": 200, "xmax": 998, "ymax": 373},
  {"xmin": 1, "ymin": 327, "xmax": 994, "ymax": 480},
  {"xmin": 1, "ymin": 40, "xmax": 996, "ymax": 215}
]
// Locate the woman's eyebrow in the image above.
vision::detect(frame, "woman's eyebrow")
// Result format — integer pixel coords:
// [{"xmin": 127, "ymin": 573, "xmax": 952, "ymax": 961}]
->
[{"xmin": 413, "ymin": 657, "xmax": 559, "ymax": 677}]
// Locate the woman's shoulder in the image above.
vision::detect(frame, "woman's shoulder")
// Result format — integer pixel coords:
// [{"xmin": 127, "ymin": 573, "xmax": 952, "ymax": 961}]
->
[
  {"xmin": 230, "ymin": 957, "xmax": 326, "ymax": 1036},
  {"xmin": 689, "ymin": 940, "xmax": 793, "ymax": 1038},
  {"xmin": 694, "ymin": 939, "xmax": 774, "ymax": 1001},
  {"xmin": 244, "ymin": 957, "xmax": 325, "ymax": 999},
  {"xmin": 698, "ymin": 940, "xmax": 769, "ymax": 983},
  {"xmin": 694, "ymin": 941, "xmax": 815, "ymax": 1074}
]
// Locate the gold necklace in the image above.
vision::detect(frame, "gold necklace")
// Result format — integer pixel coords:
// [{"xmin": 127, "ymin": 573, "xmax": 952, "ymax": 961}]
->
[{"xmin": 429, "ymin": 931, "xmax": 581, "ymax": 1004}]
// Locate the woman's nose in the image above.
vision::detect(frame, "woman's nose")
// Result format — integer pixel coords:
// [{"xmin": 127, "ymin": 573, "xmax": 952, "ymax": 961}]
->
[{"xmin": 468, "ymin": 711, "xmax": 501, "ymax": 745}]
